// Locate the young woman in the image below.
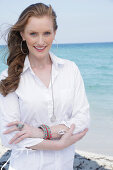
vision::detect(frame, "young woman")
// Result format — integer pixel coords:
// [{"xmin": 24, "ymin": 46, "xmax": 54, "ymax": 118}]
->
[{"xmin": 0, "ymin": 3, "xmax": 90, "ymax": 170}]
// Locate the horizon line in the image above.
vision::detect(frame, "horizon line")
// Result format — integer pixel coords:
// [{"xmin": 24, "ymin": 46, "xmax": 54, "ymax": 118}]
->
[{"xmin": 0, "ymin": 41, "xmax": 113, "ymax": 46}]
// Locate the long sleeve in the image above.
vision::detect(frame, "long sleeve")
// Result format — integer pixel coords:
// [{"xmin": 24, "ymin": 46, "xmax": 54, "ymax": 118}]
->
[
  {"xmin": 0, "ymin": 70, "xmax": 44, "ymax": 150},
  {"xmin": 60, "ymin": 63, "xmax": 90, "ymax": 134}
]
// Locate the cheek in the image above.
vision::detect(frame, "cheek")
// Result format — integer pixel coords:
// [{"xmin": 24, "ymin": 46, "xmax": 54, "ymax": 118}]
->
[
  {"xmin": 46, "ymin": 36, "xmax": 54, "ymax": 44},
  {"xmin": 26, "ymin": 37, "xmax": 35, "ymax": 46}
]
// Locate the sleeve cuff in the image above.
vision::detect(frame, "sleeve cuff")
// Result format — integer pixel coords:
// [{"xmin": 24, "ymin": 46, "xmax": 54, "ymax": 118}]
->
[
  {"xmin": 20, "ymin": 138, "xmax": 44, "ymax": 148},
  {"xmin": 59, "ymin": 119, "xmax": 90, "ymax": 134}
]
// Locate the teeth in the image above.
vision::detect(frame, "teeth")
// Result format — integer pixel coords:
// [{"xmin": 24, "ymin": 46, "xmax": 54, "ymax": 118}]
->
[{"xmin": 35, "ymin": 46, "xmax": 45, "ymax": 50}]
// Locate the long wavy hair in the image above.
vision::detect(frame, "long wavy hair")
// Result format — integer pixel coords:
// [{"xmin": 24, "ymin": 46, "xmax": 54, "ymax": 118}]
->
[{"xmin": 0, "ymin": 3, "xmax": 58, "ymax": 96}]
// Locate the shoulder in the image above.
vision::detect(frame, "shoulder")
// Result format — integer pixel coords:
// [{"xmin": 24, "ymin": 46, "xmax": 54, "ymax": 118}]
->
[
  {"xmin": 59, "ymin": 57, "xmax": 79, "ymax": 74},
  {"xmin": 50, "ymin": 52, "xmax": 79, "ymax": 72},
  {"xmin": 0, "ymin": 68, "xmax": 8, "ymax": 81}
]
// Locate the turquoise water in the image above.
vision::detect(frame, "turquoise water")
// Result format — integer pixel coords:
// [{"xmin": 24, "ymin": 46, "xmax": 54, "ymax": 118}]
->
[
  {"xmin": 52, "ymin": 43, "xmax": 113, "ymax": 116},
  {"xmin": 0, "ymin": 42, "xmax": 113, "ymax": 156}
]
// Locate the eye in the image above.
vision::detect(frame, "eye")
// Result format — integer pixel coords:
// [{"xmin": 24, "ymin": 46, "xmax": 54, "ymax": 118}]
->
[
  {"xmin": 30, "ymin": 32, "xmax": 37, "ymax": 36},
  {"xmin": 44, "ymin": 32, "xmax": 51, "ymax": 35}
]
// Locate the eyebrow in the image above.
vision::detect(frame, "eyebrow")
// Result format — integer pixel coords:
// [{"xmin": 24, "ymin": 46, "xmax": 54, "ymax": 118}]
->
[{"xmin": 28, "ymin": 30, "xmax": 52, "ymax": 32}]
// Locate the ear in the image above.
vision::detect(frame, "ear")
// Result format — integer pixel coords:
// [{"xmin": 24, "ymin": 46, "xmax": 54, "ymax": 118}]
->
[{"xmin": 20, "ymin": 32, "xmax": 25, "ymax": 41}]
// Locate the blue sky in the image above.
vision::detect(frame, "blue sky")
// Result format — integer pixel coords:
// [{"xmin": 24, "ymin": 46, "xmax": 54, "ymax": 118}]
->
[{"xmin": 0, "ymin": 0, "xmax": 113, "ymax": 44}]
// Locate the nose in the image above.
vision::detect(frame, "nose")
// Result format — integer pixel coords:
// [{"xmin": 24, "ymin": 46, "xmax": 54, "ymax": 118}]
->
[{"xmin": 37, "ymin": 35, "xmax": 45, "ymax": 46}]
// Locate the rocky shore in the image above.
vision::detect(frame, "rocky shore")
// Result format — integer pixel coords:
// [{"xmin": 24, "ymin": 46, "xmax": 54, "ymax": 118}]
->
[
  {"xmin": 0, "ymin": 141, "xmax": 113, "ymax": 170},
  {"xmin": 74, "ymin": 150, "xmax": 113, "ymax": 170}
]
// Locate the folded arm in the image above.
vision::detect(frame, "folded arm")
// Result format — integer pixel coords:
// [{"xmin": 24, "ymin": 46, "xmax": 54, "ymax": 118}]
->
[
  {"xmin": 0, "ymin": 91, "xmax": 45, "ymax": 150},
  {"xmin": 60, "ymin": 63, "xmax": 90, "ymax": 134},
  {"xmin": 0, "ymin": 92, "xmax": 87, "ymax": 151},
  {"xmin": 0, "ymin": 67, "xmax": 89, "ymax": 151}
]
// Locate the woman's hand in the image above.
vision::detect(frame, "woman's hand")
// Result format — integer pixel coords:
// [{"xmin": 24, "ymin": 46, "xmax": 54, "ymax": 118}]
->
[
  {"xmin": 59, "ymin": 124, "xmax": 88, "ymax": 150},
  {"xmin": 50, "ymin": 124, "xmax": 69, "ymax": 139},
  {"xmin": 3, "ymin": 121, "xmax": 44, "ymax": 144}
]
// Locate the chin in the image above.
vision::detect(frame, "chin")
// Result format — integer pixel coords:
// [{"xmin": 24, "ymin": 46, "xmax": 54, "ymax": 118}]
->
[
  {"xmin": 29, "ymin": 47, "xmax": 50, "ymax": 58},
  {"xmin": 35, "ymin": 52, "xmax": 49, "ymax": 58}
]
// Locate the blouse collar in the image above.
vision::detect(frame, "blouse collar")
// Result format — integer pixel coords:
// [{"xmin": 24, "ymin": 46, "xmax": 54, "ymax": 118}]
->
[{"xmin": 22, "ymin": 52, "xmax": 65, "ymax": 74}]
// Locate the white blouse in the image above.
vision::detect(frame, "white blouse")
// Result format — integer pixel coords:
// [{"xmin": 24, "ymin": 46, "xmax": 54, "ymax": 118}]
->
[{"xmin": 0, "ymin": 52, "xmax": 90, "ymax": 170}]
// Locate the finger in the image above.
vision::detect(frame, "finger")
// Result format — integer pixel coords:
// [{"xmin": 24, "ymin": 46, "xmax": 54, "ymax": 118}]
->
[
  {"xmin": 78, "ymin": 128, "xmax": 88, "ymax": 135},
  {"xmin": 72, "ymin": 128, "xmax": 88, "ymax": 141},
  {"xmin": 9, "ymin": 131, "xmax": 25, "ymax": 144},
  {"xmin": 14, "ymin": 134, "xmax": 28, "ymax": 144},
  {"xmin": 84, "ymin": 128, "xmax": 88, "ymax": 133},
  {"xmin": 7, "ymin": 121, "xmax": 21, "ymax": 127},
  {"xmin": 68, "ymin": 124, "xmax": 75, "ymax": 134},
  {"xmin": 3, "ymin": 126, "xmax": 18, "ymax": 134}
]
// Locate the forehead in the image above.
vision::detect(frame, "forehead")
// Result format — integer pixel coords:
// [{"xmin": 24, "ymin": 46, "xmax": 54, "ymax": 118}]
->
[{"xmin": 24, "ymin": 16, "xmax": 54, "ymax": 32}]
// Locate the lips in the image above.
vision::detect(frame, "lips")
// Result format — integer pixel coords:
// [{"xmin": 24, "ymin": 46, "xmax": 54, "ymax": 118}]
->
[{"xmin": 34, "ymin": 46, "xmax": 46, "ymax": 52}]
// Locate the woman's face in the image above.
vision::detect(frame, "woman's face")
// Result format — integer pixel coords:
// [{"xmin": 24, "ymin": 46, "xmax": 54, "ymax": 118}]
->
[{"xmin": 21, "ymin": 16, "xmax": 56, "ymax": 60}]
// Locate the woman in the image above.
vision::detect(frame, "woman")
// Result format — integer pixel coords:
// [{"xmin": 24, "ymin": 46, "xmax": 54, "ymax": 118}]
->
[{"xmin": 0, "ymin": 3, "xmax": 90, "ymax": 170}]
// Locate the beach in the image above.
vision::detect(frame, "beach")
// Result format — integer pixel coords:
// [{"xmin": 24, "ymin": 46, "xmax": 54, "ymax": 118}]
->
[
  {"xmin": 0, "ymin": 140, "xmax": 113, "ymax": 170},
  {"xmin": 0, "ymin": 43, "xmax": 113, "ymax": 168}
]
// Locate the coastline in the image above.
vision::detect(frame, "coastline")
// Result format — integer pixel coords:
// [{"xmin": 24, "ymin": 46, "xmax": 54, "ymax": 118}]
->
[
  {"xmin": 74, "ymin": 150, "xmax": 113, "ymax": 170},
  {"xmin": 0, "ymin": 140, "xmax": 113, "ymax": 170}
]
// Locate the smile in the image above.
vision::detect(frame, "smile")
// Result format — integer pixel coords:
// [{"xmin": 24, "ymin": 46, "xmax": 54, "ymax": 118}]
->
[{"xmin": 34, "ymin": 46, "xmax": 46, "ymax": 52}]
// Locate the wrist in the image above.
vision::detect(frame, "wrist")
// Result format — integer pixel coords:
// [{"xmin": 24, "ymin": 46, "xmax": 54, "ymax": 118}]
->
[
  {"xmin": 38, "ymin": 128, "xmax": 45, "ymax": 138},
  {"xmin": 50, "ymin": 127, "xmax": 60, "ymax": 139},
  {"xmin": 50, "ymin": 125, "xmax": 69, "ymax": 139},
  {"xmin": 38, "ymin": 124, "xmax": 52, "ymax": 140}
]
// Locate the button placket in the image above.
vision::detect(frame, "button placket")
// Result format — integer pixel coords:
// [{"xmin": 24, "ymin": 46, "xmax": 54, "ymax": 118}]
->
[{"xmin": 47, "ymin": 88, "xmax": 53, "ymax": 118}]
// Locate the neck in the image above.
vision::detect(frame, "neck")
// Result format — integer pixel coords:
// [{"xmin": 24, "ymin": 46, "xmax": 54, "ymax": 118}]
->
[{"xmin": 28, "ymin": 53, "xmax": 52, "ymax": 69}]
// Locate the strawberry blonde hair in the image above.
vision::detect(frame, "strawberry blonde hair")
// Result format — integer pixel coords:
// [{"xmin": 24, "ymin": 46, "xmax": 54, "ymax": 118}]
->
[{"xmin": 0, "ymin": 3, "xmax": 58, "ymax": 96}]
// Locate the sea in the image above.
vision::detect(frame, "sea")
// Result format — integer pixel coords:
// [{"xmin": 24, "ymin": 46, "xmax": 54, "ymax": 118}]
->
[{"xmin": 0, "ymin": 42, "xmax": 113, "ymax": 156}]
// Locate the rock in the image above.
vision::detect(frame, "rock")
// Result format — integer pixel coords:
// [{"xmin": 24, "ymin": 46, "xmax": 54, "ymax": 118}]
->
[
  {"xmin": 0, "ymin": 150, "xmax": 11, "ymax": 170},
  {"xmin": 0, "ymin": 143, "xmax": 113, "ymax": 170},
  {"xmin": 74, "ymin": 150, "xmax": 113, "ymax": 170}
]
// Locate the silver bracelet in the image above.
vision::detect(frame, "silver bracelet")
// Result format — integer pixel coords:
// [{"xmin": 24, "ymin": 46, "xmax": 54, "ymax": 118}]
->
[{"xmin": 58, "ymin": 130, "xmax": 67, "ymax": 135}]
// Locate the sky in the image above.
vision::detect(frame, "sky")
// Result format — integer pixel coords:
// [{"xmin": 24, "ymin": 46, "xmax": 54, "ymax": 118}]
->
[{"xmin": 0, "ymin": 0, "xmax": 113, "ymax": 44}]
